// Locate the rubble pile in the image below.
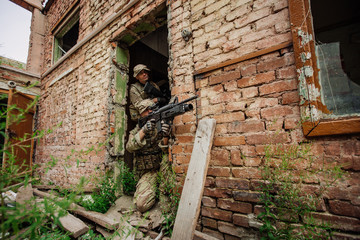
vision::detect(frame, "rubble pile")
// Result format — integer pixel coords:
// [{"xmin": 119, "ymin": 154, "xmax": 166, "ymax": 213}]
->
[{"xmin": 2, "ymin": 184, "xmax": 170, "ymax": 239}]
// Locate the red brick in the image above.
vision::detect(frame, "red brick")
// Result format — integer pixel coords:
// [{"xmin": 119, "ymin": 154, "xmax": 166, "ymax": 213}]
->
[
  {"xmin": 242, "ymin": 86, "xmax": 259, "ymax": 98},
  {"xmin": 325, "ymin": 142, "xmax": 341, "ymax": 156},
  {"xmin": 171, "ymin": 145, "xmax": 183, "ymax": 154},
  {"xmin": 214, "ymin": 136, "xmax": 246, "ymax": 146},
  {"xmin": 240, "ymin": 64, "xmax": 257, "ymax": 77},
  {"xmin": 175, "ymin": 124, "xmax": 196, "ymax": 134},
  {"xmin": 342, "ymin": 141, "xmax": 357, "ymax": 156},
  {"xmin": 259, "ymin": 79, "xmax": 298, "ymax": 95},
  {"xmin": 284, "ymin": 118, "xmax": 299, "ymax": 129},
  {"xmin": 329, "ymin": 200, "xmax": 360, "ymax": 218},
  {"xmin": 205, "ymin": 177, "xmax": 216, "ymax": 188},
  {"xmin": 208, "ymin": 167, "xmax": 231, "ymax": 177},
  {"xmin": 237, "ymin": 71, "xmax": 275, "ymax": 88},
  {"xmin": 226, "ymin": 102, "xmax": 247, "ymax": 112},
  {"xmin": 204, "ymin": 188, "xmax": 232, "ymax": 198},
  {"xmin": 260, "ymin": 105, "xmax": 294, "ymax": 120},
  {"xmin": 201, "ymin": 217, "xmax": 218, "ymax": 229},
  {"xmin": 232, "ymin": 167, "xmax": 262, "ymax": 179},
  {"xmin": 243, "ymin": 157, "xmax": 261, "ymax": 167},
  {"xmin": 218, "ymin": 199, "xmax": 252, "ymax": 214},
  {"xmin": 213, "ymin": 111, "xmax": 245, "ymax": 123},
  {"xmin": 215, "ymin": 178, "xmax": 249, "ymax": 190},
  {"xmin": 202, "ymin": 196, "xmax": 217, "ymax": 208},
  {"xmin": 202, "ymin": 207, "xmax": 233, "ymax": 222},
  {"xmin": 201, "ymin": 84, "xmax": 224, "ymax": 97},
  {"xmin": 231, "ymin": 149, "xmax": 243, "ymax": 166},
  {"xmin": 209, "ymin": 71, "xmax": 241, "ymax": 85},
  {"xmin": 175, "ymin": 135, "xmax": 195, "ymax": 144},
  {"xmin": 233, "ymin": 191, "xmax": 262, "ymax": 203},
  {"xmin": 245, "ymin": 109, "xmax": 261, "ymax": 119},
  {"xmin": 210, "ymin": 91, "xmax": 242, "ymax": 104},
  {"xmin": 246, "ymin": 132, "xmax": 289, "ymax": 145},
  {"xmin": 240, "ymin": 145, "xmax": 257, "ymax": 156},
  {"xmin": 175, "ymin": 154, "xmax": 191, "ymax": 164},
  {"xmin": 309, "ymin": 212, "xmax": 360, "ymax": 232},
  {"xmin": 228, "ymin": 120, "xmax": 265, "ymax": 133},
  {"xmin": 233, "ymin": 214, "xmax": 249, "ymax": 227},
  {"xmin": 353, "ymin": 155, "xmax": 360, "ymax": 171},
  {"xmin": 201, "ymin": 103, "xmax": 225, "ymax": 116},
  {"xmin": 210, "ymin": 149, "xmax": 230, "ymax": 166},
  {"xmin": 224, "ymin": 80, "xmax": 238, "ymax": 91},
  {"xmin": 276, "ymin": 65, "xmax": 297, "ymax": 79}
]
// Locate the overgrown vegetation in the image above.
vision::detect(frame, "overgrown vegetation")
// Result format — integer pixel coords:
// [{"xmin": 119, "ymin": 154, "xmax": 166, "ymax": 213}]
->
[
  {"xmin": 117, "ymin": 161, "xmax": 137, "ymax": 196},
  {"xmin": 157, "ymin": 154, "xmax": 180, "ymax": 237},
  {"xmin": 258, "ymin": 142, "xmax": 345, "ymax": 240},
  {"xmin": 0, "ymin": 91, "xmax": 115, "ymax": 239},
  {"xmin": 81, "ymin": 173, "xmax": 118, "ymax": 213}
]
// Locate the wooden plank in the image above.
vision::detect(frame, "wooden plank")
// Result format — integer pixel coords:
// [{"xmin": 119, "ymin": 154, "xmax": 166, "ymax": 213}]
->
[
  {"xmin": 194, "ymin": 41, "xmax": 293, "ymax": 75},
  {"xmin": 171, "ymin": 119, "xmax": 216, "ymax": 240},
  {"xmin": 59, "ymin": 213, "xmax": 89, "ymax": 238},
  {"xmin": 34, "ymin": 197, "xmax": 89, "ymax": 238},
  {"xmin": 71, "ymin": 208, "xmax": 120, "ymax": 230},
  {"xmin": 33, "ymin": 189, "xmax": 119, "ymax": 230}
]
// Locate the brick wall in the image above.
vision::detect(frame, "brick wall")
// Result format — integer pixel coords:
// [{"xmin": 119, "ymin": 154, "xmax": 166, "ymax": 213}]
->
[
  {"xmin": 32, "ymin": 0, "xmax": 360, "ymax": 238},
  {"xmin": 35, "ymin": 0, "xmax": 167, "ymax": 185},
  {"xmin": 168, "ymin": 0, "xmax": 360, "ymax": 239}
]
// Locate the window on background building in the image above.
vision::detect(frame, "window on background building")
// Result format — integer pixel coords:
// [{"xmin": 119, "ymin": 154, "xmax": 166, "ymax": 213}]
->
[
  {"xmin": 289, "ymin": 0, "xmax": 360, "ymax": 136},
  {"xmin": 52, "ymin": 5, "xmax": 79, "ymax": 63}
]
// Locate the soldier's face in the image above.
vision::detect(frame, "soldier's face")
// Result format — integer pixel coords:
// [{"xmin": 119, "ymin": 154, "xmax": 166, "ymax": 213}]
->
[{"xmin": 136, "ymin": 70, "xmax": 149, "ymax": 84}]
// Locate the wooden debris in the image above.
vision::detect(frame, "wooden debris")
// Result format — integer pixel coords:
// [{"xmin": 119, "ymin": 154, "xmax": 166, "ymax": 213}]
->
[
  {"xmin": 59, "ymin": 213, "xmax": 89, "ymax": 238},
  {"xmin": 71, "ymin": 208, "xmax": 120, "ymax": 230},
  {"xmin": 172, "ymin": 119, "xmax": 216, "ymax": 240},
  {"xmin": 34, "ymin": 188, "xmax": 119, "ymax": 230}
]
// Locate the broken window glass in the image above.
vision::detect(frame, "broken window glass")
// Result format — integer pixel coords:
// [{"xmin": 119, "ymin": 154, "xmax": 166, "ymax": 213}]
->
[{"xmin": 311, "ymin": 0, "xmax": 360, "ymax": 117}]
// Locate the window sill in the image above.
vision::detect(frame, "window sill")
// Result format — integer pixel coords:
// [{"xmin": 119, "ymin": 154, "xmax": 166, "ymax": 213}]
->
[{"xmin": 302, "ymin": 117, "xmax": 360, "ymax": 137}]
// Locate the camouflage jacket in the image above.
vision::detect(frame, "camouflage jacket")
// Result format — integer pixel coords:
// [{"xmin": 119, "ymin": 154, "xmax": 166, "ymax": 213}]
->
[
  {"xmin": 129, "ymin": 82, "xmax": 156, "ymax": 120},
  {"xmin": 126, "ymin": 124, "xmax": 168, "ymax": 175}
]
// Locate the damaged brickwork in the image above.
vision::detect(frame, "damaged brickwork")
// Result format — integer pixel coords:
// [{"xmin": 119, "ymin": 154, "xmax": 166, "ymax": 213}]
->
[{"xmin": 21, "ymin": 0, "xmax": 360, "ymax": 239}]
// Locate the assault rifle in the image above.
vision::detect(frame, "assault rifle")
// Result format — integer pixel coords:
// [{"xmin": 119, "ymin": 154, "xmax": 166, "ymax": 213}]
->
[{"xmin": 138, "ymin": 95, "xmax": 197, "ymax": 132}]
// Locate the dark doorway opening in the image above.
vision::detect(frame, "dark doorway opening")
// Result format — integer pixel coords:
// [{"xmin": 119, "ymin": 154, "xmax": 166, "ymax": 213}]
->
[{"xmin": 124, "ymin": 24, "xmax": 170, "ymax": 169}]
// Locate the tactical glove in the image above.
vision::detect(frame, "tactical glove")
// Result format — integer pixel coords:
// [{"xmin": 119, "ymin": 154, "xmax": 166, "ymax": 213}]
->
[
  {"xmin": 143, "ymin": 119, "xmax": 156, "ymax": 134},
  {"xmin": 161, "ymin": 120, "xmax": 171, "ymax": 136}
]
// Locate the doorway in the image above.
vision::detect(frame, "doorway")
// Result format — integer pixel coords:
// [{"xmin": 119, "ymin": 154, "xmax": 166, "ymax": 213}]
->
[{"xmin": 124, "ymin": 25, "xmax": 170, "ymax": 169}]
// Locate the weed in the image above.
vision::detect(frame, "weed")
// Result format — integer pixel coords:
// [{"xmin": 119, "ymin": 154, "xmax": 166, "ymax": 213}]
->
[
  {"xmin": 258, "ymin": 143, "xmax": 345, "ymax": 239},
  {"xmin": 157, "ymin": 154, "xmax": 180, "ymax": 237},
  {"xmin": 81, "ymin": 174, "xmax": 117, "ymax": 213},
  {"xmin": 117, "ymin": 161, "xmax": 137, "ymax": 195}
]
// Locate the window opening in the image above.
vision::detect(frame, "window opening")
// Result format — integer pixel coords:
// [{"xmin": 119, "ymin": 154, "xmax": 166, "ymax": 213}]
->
[
  {"xmin": 311, "ymin": 0, "xmax": 360, "ymax": 117},
  {"xmin": 53, "ymin": 8, "xmax": 80, "ymax": 63}
]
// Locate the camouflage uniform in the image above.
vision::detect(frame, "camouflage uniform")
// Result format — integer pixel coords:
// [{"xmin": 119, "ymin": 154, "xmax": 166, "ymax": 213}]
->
[
  {"xmin": 126, "ymin": 124, "xmax": 168, "ymax": 212},
  {"xmin": 129, "ymin": 81, "xmax": 159, "ymax": 121},
  {"xmin": 127, "ymin": 79, "xmax": 168, "ymax": 213}
]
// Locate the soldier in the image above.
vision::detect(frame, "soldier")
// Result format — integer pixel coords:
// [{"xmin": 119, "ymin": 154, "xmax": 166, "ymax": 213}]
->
[
  {"xmin": 126, "ymin": 64, "xmax": 171, "ymax": 213},
  {"xmin": 129, "ymin": 64, "xmax": 165, "ymax": 121}
]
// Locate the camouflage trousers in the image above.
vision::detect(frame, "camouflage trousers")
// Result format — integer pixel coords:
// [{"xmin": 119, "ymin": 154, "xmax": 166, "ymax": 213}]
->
[{"xmin": 133, "ymin": 154, "xmax": 170, "ymax": 213}]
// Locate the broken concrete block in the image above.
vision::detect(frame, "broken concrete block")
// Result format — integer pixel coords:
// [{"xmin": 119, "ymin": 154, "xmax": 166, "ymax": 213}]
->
[{"xmin": 16, "ymin": 184, "xmax": 34, "ymax": 205}]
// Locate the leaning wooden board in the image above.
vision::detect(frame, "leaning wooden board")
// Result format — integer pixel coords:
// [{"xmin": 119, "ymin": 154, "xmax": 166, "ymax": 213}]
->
[{"xmin": 171, "ymin": 119, "xmax": 216, "ymax": 240}]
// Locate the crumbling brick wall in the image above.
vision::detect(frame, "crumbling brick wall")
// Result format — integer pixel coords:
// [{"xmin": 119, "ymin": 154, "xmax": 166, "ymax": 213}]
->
[
  {"xmin": 32, "ymin": 0, "xmax": 360, "ymax": 238},
  {"xmin": 168, "ymin": 0, "xmax": 360, "ymax": 239}
]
